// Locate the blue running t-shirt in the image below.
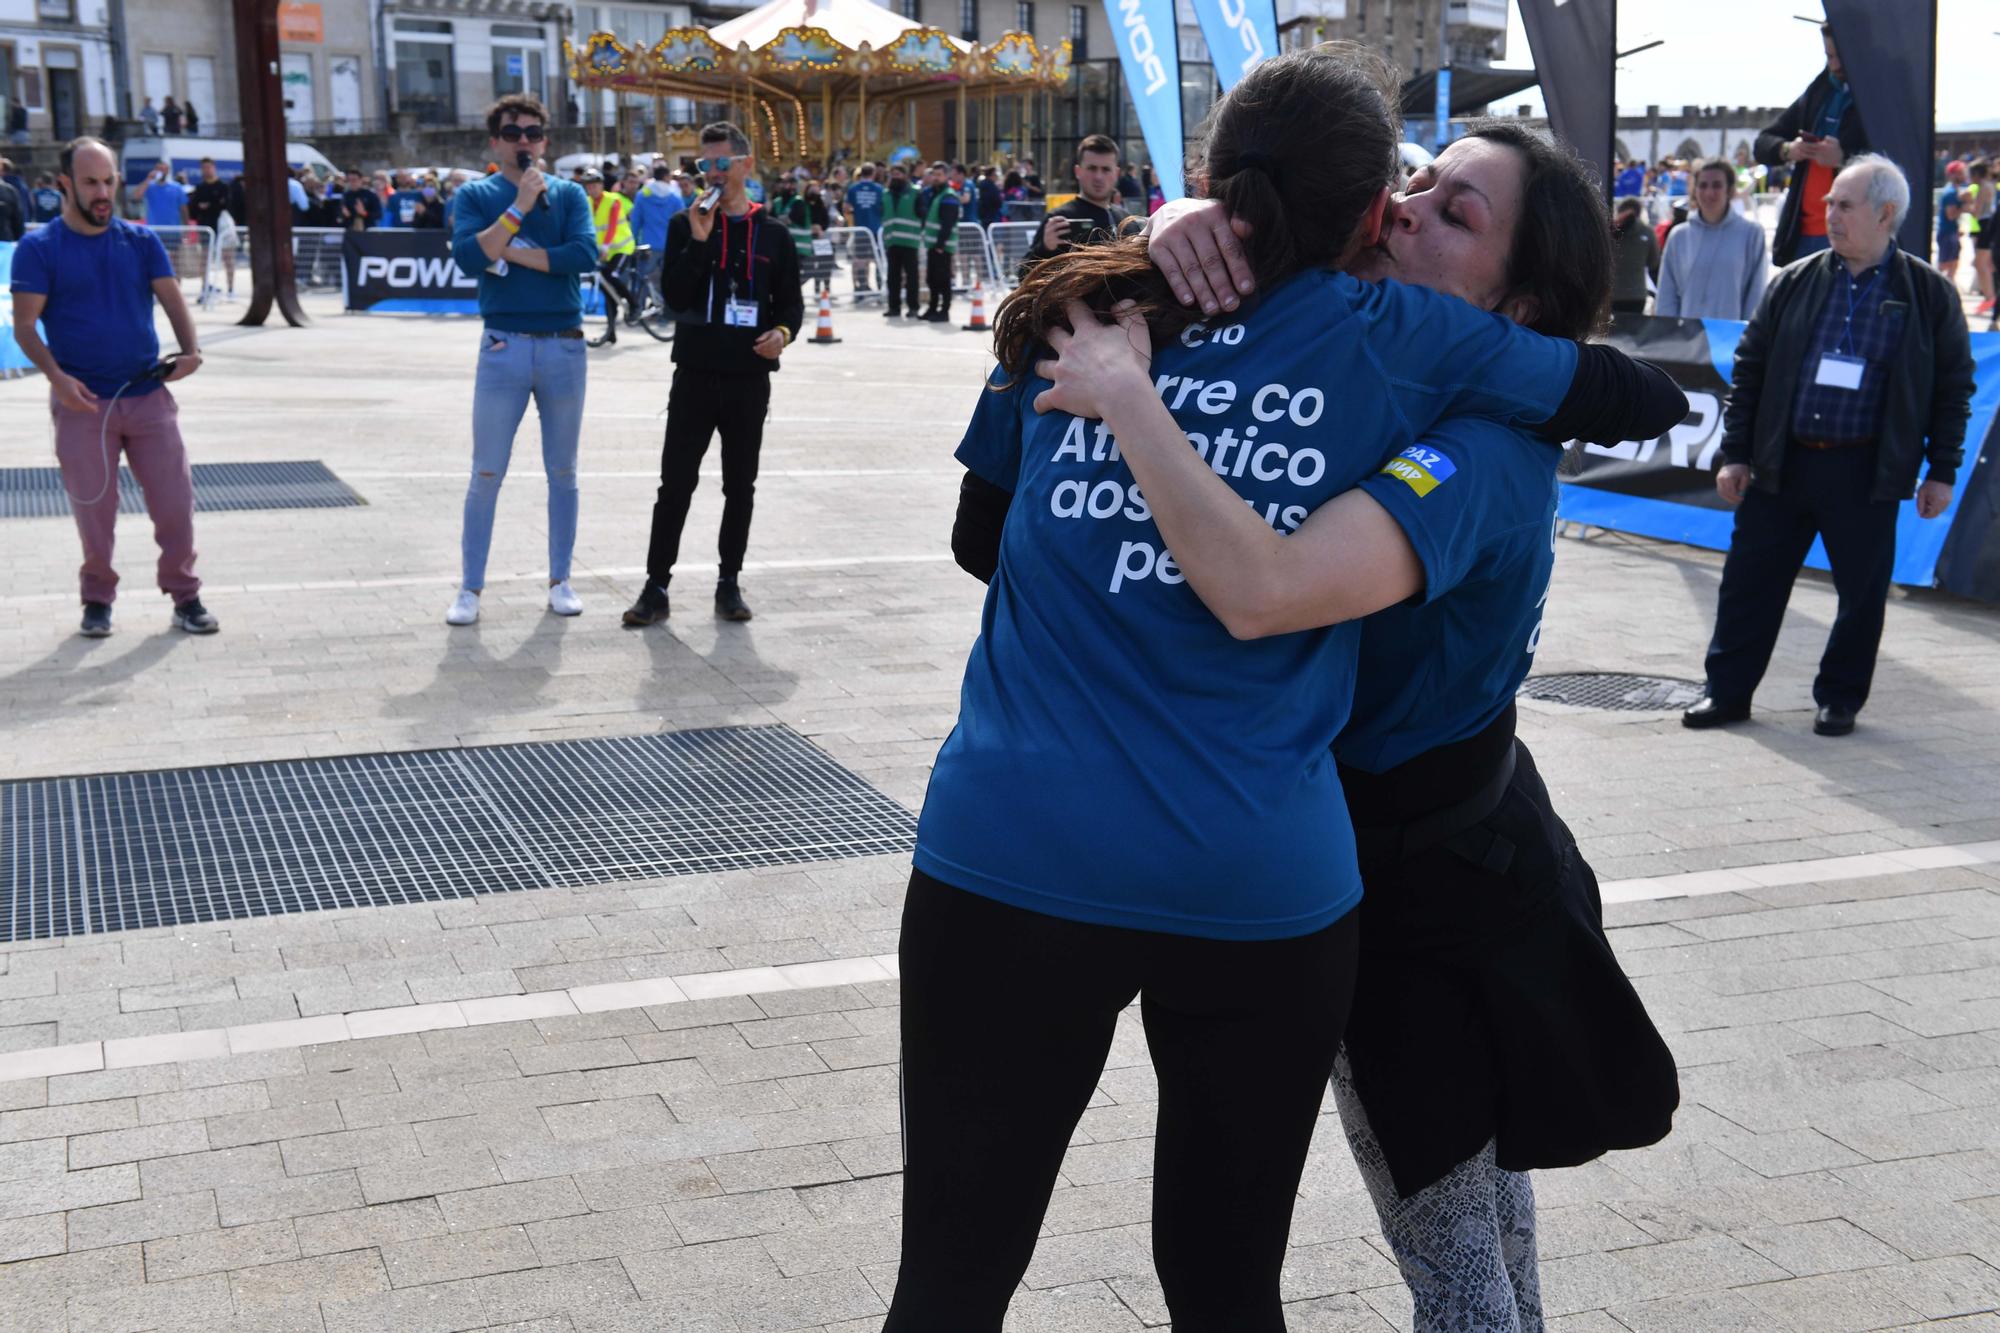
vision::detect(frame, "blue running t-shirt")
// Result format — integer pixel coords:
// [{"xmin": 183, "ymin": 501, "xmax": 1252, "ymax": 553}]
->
[
  {"xmin": 9, "ymin": 218, "xmax": 174, "ymax": 397},
  {"xmin": 1338, "ymin": 418, "xmax": 1561, "ymax": 774},
  {"xmin": 916, "ymin": 269, "xmax": 1578, "ymax": 940}
]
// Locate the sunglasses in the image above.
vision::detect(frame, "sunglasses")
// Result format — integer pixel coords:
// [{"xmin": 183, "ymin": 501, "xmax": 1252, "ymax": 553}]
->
[
  {"xmin": 497, "ymin": 124, "xmax": 547, "ymax": 143},
  {"xmin": 695, "ymin": 156, "xmax": 738, "ymax": 174}
]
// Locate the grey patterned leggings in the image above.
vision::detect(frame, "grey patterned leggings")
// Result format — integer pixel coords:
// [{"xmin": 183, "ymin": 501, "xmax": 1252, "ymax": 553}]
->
[{"xmin": 1330, "ymin": 1053, "xmax": 1545, "ymax": 1332}]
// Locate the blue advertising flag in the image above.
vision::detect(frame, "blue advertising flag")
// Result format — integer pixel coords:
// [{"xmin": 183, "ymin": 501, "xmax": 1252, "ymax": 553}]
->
[
  {"xmin": 1103, "ymin": 0, "xmax": 1184, "ymax": 201},
  {"xmin": 1189, "ymin": 0, "xmax": 1277, "ymax": 92},
  {"xmin": 1433, "ymin": 66, "xmax": 1453, "ymax": 150}
]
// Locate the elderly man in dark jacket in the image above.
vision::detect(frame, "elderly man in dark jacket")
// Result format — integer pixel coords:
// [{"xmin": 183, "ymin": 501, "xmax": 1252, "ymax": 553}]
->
[
  {"xmin": 1756, "ymin": 23, "xmax": 1869, "ymax": 266},
  {"xmin": 1684, "ymin": 155, "xmax": 1973, "ymax": 738}
]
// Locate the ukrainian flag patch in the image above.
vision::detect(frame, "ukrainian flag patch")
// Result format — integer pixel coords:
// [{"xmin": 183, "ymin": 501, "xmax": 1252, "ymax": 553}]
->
[{"xmin": 1379, "ymin": 445, "xmax": 1457, "ymax": 497}]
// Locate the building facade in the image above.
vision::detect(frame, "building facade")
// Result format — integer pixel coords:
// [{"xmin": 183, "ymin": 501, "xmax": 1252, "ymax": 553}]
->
[
  {"xmin": 0, "ymin": 0, "xmax": 119, "ymax": 143},
  {"xmin": 118, "ymin": 0, "xmax": 378, "ymax": 137}
]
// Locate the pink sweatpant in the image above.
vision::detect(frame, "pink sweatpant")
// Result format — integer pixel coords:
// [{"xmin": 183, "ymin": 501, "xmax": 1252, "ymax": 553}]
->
[{"xmin": 52, "ymin": 386, "xmax": 201, "ymax": 605}]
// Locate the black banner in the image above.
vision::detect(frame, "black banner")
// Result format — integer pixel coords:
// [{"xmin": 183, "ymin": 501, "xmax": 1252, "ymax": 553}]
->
[
  {"xmin": 341, "ymin": 229, "xmax": 480, "ymax": 314},
  {"xmin": 1517, "ymin": 0, "xmax": 1615, "ymax": 197},
  {"xmin": 1824, "ymin": 0, "xmax": 1937, "ymax": 256}
]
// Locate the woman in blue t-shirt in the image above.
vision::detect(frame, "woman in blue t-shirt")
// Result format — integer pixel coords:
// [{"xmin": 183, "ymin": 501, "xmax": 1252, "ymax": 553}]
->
[
  {"xmin": 891, "ymin": 49, "xmax": 1685, "ymax": 1332},
  {"xmin": 1044, "ymin": 124, "xmax": 1683, "ymax": 1330}
]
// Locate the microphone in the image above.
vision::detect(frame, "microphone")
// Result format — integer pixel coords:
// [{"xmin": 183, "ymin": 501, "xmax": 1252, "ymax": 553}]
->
[
  {"xmin": 696, "ymin": 186, "xmax": 723, "ymax": 215},
  {"xmin": 517, "ymin": 150, "xmax": 547, "ymax": 210}
]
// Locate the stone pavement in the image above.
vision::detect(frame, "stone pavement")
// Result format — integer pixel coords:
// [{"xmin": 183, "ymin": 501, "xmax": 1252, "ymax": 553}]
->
[{"xmin": 0, "ymin": 295, "xmax": 1998, "ymax": 1329}]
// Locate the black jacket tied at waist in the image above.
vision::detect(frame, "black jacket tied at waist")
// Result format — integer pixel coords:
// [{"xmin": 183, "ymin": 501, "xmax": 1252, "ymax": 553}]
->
[
  {"xmin": 1719, "ymin": 245, "xmax": 1973, "ymax": 501},
  {"xmin": 1335, "ymin": 709, "xmax": 1680, "ymax": 1198}
]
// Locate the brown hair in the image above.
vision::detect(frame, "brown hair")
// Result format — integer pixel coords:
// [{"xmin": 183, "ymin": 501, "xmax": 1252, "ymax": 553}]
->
[
  {"xmin": 486, "ymin": 94, "xmax": 549, "ymax": 137},
  {"xmin": 1075, "ymin": 133, "xmax": 1118, "ymax": 164},
  {"xmin": 994, "ymin": 43, "xmax": 1400, "ymax": 378},
  {"xmin": 1456, "ymin": 121, "xmax": 1612, "ymax": 342},
  {"xmin": 1691, "ymin": 156, "xmax": 1734, "ymax": 189}
]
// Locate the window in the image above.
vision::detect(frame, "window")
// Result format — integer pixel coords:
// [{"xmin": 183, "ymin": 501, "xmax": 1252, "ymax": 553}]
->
[
  {"xmin": 959, "ymin": 0, "xmax": 978, "ymax": 41},
  {"xmin": 898, "ymin": 0, "xmax": 919, "ymax": 18},
  {"xmin": 492, "ymin": 44, "xmax": 546, "ymax": 101},
  {"xmin": 1016, "ymin": 1, "xmax": 1034, "ymax": 33},
  {"xmin": 393, "ymin": 19, "xmax": 455, "ymax": 126},
  {"xmin": 492, "ymin": 22, "xmax": 543, "ymax": 39},
  {"xmin": 1069, "ymin": 5, "xmax": 1087, "ymax": 59},
  {"xmin": 36, "ymin": 0, "xmax": 74, "ymax": 20}
]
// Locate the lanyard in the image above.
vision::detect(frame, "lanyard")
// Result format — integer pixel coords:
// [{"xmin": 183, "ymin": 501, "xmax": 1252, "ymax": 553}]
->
[
  {"xmin": 716, "ymin": 202, "xmax": 761, "ymax": 285},
  {"xmin": 1839, "ymin": 264, "xmax": 1881, "ymax": 356}
]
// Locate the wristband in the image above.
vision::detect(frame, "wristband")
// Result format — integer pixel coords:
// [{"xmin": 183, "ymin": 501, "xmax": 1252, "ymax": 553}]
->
[{"xmin": 501, "ymin": 207, "xmax": 524, "ymax": 234}]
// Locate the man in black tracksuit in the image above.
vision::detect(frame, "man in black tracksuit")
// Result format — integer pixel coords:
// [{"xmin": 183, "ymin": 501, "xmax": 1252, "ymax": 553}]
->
[{"xmin": 623, "ymin": 122, "xmax": 803, "ymax": 626}]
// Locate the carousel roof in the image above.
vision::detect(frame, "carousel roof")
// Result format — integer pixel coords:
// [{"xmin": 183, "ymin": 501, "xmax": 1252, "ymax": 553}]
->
[{"xmin": 709, "ymin": 0, "xmax": 970, "ymax": 56}]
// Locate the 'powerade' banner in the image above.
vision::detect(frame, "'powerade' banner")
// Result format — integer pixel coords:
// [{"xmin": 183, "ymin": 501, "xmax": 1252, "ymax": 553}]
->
[
  {"xmin": 342, "ymin": 229, "xmax": 480, "ymax": 314},
  {"xmin": 1104, "ymin": 0, "xmax": 1184, "ymax": 202},
  {"xmin": 1558, "ymin": 315, "xmax": 2000, "ymax": 599},
  {"xmin": 1189, "ymin": 0, "xmax": 1276, "ymax": 92},
  {"xmin": 0, "ymin": 241, "xmax": 36, "ymax": 375}
]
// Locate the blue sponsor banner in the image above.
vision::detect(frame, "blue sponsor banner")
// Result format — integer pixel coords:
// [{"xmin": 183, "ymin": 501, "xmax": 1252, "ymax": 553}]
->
[
  {"xmin": 1104, "ymin": 0, "xmax": 1184, "ymax": 201},
  {"xmin": 0, "ymin": 241, "xmax": 37, "ymax": 375},
  {"xmin": 1557, "ymin": 314, "xmax": 2000, "ymax": 595},
  {"xmin": 1189, "ymin": 0, "xmax": 1276, "ymax": 92}
]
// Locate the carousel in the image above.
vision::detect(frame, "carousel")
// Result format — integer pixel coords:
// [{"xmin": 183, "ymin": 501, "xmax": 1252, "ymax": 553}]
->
[{"xmin": 564, "ymin": 0, "xmax": 1072, "ymax": 171}]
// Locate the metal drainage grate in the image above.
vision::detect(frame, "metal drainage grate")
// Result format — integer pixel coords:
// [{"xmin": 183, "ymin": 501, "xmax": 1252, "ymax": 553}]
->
[
  {"xmin": 0, "ymin": 461, "xmax": 364, "ymax": 519},
  {"xmin": 1, "ymin": 726, "xmax": 916, "ymax": 942},
  {"xmin": 1518, "ymin": 672, "xmax": 1706, "ymax": 712}
]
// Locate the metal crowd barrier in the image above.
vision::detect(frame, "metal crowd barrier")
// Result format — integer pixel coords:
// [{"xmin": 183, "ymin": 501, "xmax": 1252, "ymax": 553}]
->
[
  {"xmin": 953, "ymin": 222, "xmax": 997, "ymax": 294},
  {"xmin": 986, "ymin": 221, "xmax": 1043, "ymax": 289},
  {"xmin": 822, "ymin": 226, "xmax": 888, "ymax": 306},
  {"xmin": 291, "ymin": 226, "xmax": 349, "ymax": 293}
]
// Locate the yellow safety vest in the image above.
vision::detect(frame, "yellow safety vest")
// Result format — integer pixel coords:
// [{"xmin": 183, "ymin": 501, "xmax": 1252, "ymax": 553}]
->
[{"xmin": 592, "ymin": 192, "xmax": 635, "ymax": 257}]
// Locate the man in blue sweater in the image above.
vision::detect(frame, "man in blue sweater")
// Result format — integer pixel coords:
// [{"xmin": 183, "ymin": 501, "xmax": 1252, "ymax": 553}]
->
[{"xmin": 445, "ymin": 93, "xmax": 600, "ymax": 627}]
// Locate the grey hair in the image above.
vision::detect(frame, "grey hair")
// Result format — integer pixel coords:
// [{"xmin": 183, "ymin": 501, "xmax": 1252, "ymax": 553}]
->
[
  {"xmin": 698, "ymin": 121, "xmax": 751, "ymax": 156},
  {"xmin": 1839, "ymin": 153, "xmax": 1910, "ymax": 230}
]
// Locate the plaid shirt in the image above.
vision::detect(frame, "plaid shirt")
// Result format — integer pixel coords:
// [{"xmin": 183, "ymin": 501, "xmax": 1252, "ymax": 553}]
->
[{"xmin": 1789, "ymin": 246, "xmax": 1905, "ymax": 445}]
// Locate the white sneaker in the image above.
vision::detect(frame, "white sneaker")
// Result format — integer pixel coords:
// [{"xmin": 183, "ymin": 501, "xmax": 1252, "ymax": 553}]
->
[
  {"xmin": 547, "ymin": 580, "xmax": 582, "ymax": 617},
  {"xmin": 445, "ymin": 590, "xmax": 480, "ymax": 626}
]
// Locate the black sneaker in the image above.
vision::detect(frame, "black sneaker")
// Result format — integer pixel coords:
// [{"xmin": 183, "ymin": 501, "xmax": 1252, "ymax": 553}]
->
[
  {"xmin": 882, "ymin": 308, "xmax": 901, "ymax": 318},
  {"xmin": 172, "ymin": 597, "xmax": 219, "ymax": 634},
  {"xmin": 715, "ymin": 580, "xmax": 753, "ymax": 622},
  {"xmin": 622, "ymin": 583, "xmax": 670, "ymax": 627},
  {"xmin": 79, "ymin": 601, "xmax": 112, "ymax": 638}
]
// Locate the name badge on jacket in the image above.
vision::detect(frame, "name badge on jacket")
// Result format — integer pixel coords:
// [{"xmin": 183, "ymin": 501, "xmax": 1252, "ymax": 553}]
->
[
  {"xmin": 724, "ymin": 298, "xmax": 760, "ymax": 328},
  {"xmin": 1815, "ymin": 353, "xmax": 1866, "ymax": 391}
]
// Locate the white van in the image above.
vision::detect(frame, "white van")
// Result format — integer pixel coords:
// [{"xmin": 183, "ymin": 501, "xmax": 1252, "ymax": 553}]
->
[{"xmin": 120, "ymin": 136, "xmax": 337, "ymax": 189}]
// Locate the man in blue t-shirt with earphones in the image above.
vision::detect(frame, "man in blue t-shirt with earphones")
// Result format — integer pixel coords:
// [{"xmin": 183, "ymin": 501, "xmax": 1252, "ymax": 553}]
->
[{"xmin": 10, "ymin": 136, "xmax": 214, "ymax": 638}]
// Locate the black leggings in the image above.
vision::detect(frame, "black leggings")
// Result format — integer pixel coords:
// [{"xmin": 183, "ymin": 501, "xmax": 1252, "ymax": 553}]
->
[{"xmin": 886, "ymin": 869, "xmax": 1360, "ymax": 1332}]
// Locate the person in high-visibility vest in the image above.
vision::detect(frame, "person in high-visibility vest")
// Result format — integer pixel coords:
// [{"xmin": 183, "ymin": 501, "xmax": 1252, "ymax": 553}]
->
[
  {"xmin": 880, "ymin": 162, "xmax": 923, "ymax": 318},
  {"xmin": 918, "ymin": 160, "xmax": 960, "ymax": 324},
  {"xmin": 584, "ymin": 168, "xmax": 637, "ymax": 343}
]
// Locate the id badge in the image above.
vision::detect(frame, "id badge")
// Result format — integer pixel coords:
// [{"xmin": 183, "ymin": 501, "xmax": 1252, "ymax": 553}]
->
[
  {"xmin": 724, "ymin": 298, "xmax": 760, "ymax": 329},
  {"xmin": 812, "ymin": 237, "xmax": 834, "ymax": 256},
  {"xmin": 1815, "ymin": 353, "xmax": 1866, "ymax": 390}
]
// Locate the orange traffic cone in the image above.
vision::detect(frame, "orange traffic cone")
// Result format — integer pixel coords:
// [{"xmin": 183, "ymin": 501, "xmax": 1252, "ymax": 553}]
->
[
  {"xmin": 960, "ymin": 280, "xmax": 990, "ymax": 332},
  {"xmin": 810, "ymin": 289, "xmax": 842, "ymax": 345}
]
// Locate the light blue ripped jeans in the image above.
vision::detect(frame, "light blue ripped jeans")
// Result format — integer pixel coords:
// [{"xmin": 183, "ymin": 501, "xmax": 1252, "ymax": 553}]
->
[{"xmin": 461, "ymin": 328, "xmax": 586, "ymax": 591}]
